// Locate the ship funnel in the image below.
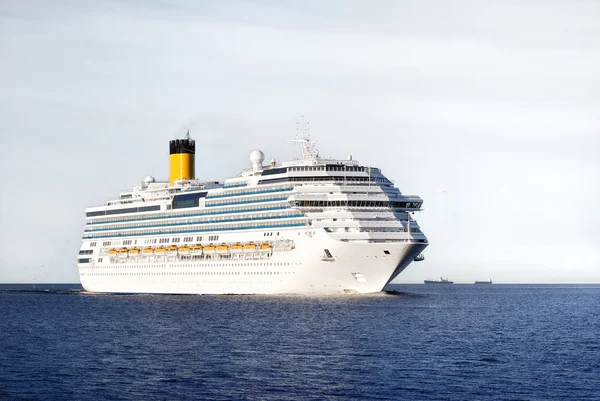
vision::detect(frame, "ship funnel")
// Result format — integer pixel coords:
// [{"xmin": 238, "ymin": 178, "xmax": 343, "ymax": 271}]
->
[{"xmin": 169, "ymin": 131, "xmax": 195, "ymax": 184}]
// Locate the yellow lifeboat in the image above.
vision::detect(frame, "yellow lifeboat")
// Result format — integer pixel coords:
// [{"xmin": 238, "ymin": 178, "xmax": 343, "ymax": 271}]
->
[
  {"xmin": 107, "ymin": 248, "xmax": 117, "ymax": 256},
  {"xmin": 165, "ymin": 244, "xmax": 178, "ymax": 255},
  {"xmin": 203, "ymin": 243, "xmax": 216, "ymax": 255},
  {"xmin": 260, "ymin": 243, "xmax": 273, "ymax": 252},
  {"xmin": 230, "ymin": 242, "xmax": 243, "ymax": 254},
  {"xmin": 142, "ymin": 247, "xmax": 154, "ymax": 255},
  {"xmin": 117, "ymin": 247, "xmax": 129, "ymax": 258},
  {"xmin": 215, "ymin": 243, "xmax": 229, "ymax": 254},
  {"xmin": 243, "ymin": 242, "xmax": 257, "ymax": 253},
  {"xmin": 190, "ymin": 244, "xmax": 203, "ymax": 254},
  {"xmin": 128, "ymin": 247, "xmax": 141, "ymax": 256},
  {"xmin": 155, "ymin": 246, "xmax": 166, "ymax": 255},
  {"xmin": 178, "ymin": 245, "xmax": 190, "ymax": 255}
]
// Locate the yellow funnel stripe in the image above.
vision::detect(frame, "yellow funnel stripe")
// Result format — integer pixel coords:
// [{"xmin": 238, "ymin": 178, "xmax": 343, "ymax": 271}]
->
[{"xmin": 170, "ymin": 153, "xmax": 195, "ymax": 184}]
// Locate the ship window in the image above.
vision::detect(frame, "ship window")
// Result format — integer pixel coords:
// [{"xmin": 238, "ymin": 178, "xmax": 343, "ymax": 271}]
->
[
  {"xmin": 173, "ymin": 192, "xmax": 207, "ymax": 209},
  {"xmin": 78, "ymin": 258, "xmax": 91, "ymax": 264},
  {"xmin": 87, "ymin": 210, "xmax": 106, "ymax": 217},
  {"xmin": 383, "ymin": 250, "xmax": 390, "ymax": 255},
  {"xmin": 138, "ymin": 205, "xmax": 161, "ymax": 213},
  {"xmin": 261, "ymin": 167, "xmax": 288, "ymax": 176},
  {"xmin": 90, "ymin": 242, "xmax": 97, "ymax": 247},
  {"xmin": 109, "ymin": 207, "xmax": 136, "ymax": 215}
]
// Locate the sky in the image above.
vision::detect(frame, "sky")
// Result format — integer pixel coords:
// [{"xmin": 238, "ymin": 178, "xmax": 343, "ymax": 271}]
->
[{"xmin": 0, "ymin": 0, "xmax": 599, "ymax": 283}]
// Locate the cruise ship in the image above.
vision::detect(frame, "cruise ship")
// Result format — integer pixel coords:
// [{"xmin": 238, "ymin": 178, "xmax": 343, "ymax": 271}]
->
[{"xmin": 77, "ymin": 124, "xmax": 428, "ymax": 294}]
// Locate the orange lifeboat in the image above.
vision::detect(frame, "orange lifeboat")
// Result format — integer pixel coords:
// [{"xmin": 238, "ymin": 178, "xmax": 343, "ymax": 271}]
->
[
  {"xmin": 190, "ymin": 244, "xmax": 203, "ymax": 255},
  {"xmin": 117, "ymin": 247, "xmax": 129, "ymax": 258},
  {"xmin": 216, "ymin": 243, "xmax": 229, "ymax": 254},
  {"xmin": 243, "ymin": 242, "xmax": 257, "ymax": 253},
  {"xmin": 230, "ymin": 243, "xmax": 243, "ymax": 254}
]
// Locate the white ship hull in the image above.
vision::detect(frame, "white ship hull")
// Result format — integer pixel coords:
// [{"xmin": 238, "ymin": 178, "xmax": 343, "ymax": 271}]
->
[
  {"xmin": 77, "ymin": 127, "xmax": 429, "ymax": 295},
  {"xmin": 79, "ymin": 229, "xmax": 426, "ymax": 294}
]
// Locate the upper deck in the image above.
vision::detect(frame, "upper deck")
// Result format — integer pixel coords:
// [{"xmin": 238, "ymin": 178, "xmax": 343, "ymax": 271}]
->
[{"xmin": 84, "ymin": 131, "xmax": 423, "ymax": 221}]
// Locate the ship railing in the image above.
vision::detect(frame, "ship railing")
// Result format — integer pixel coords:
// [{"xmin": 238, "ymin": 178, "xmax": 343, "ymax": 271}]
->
[{"xmin": 327, "ymin": 230, "xmax": 415, "ymax": 239}]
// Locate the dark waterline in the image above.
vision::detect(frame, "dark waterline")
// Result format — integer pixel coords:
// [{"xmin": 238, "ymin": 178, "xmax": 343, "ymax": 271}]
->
[
  {"xmin": 0, "ymin": 283, "xmax": 83, "ymax": 292},
  {"xmin": 1, "ymin": 284, "xmax": 599, "ymax": 400}
]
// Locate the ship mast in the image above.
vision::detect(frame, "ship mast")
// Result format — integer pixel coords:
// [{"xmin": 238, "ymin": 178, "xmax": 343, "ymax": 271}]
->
[{"xmin": 288, "ymin": 116, "xmax": 319, "ymax": 161}]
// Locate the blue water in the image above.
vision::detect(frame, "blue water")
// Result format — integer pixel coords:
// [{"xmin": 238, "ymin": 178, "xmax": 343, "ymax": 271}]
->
[{"xmin": 1, "ymin": 284, "xmax": 599, "ymax": 400}]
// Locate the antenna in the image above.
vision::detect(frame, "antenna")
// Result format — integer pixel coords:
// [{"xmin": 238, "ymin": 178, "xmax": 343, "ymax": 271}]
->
[
  {"xmin": 297, "ymin": 115, "xmax": 310, "ymax": 136},
  {"xmin": 288, "ymin": 116, "xmax": 319, "ymax": 160}
]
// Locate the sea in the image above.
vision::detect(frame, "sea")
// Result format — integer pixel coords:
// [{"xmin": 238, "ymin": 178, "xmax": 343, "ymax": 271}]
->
[{"xmin": 0, "ymin": 284, "xmax": 599, "ymax": 400}]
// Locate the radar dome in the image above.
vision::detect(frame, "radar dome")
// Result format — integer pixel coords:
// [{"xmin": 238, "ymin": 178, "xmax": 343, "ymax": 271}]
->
[
  {"xmin": 250, "ymin": 150, "xmax": 265, "ymax": 164},
  {"xmin": 250, "ymin": 150, "xmax": 265, "ymax": 171},
  {"xmin": 143, "ymin": 175, "xmax": 155, "ymax": 184}
]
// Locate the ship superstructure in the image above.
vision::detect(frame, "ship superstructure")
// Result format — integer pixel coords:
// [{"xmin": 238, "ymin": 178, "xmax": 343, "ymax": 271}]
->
[{"xmin": 77, "ymin": 124, "xmax": 428, "ymax": 294}]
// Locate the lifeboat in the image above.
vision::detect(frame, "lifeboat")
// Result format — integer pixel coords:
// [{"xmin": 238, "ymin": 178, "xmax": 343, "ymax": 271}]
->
[
  {"xmin": 142, "ymin": 247, "xmax": 154, "ymax": 255},
  {"xmin": 117, "ymin": 247, "xmax": 129, "ymax": 258},
  {"xmin": 260, "ymin": 243, "xmax": 273, "ymax": 252},
  {"xmin": 107, "ymin": 248, "xmax": 117, "ymax": 256},
  {"xmin": 165, "ymin": 245, "xmax": 178, "ymax": 255},
  {"xmin": 190, "ymin": 244, "xmax": 203, "ymax": 255},
  {"xmin": 215, "ymin": 243, "xmax": 229, "ymax": 254},
  {"xmin": 128, "ymin": 247, "xmax": 141, "ymax": 256},
  {"xmin": 203, "ymin": 244, "xmax": 216, "ymax": 255},
  {"xmin": 178, "ymin": 245, "xmax": 190, "ymax": 255},
  {"xmin": 230, "ymin": 242, "xmax": 243, "ymax": 254},
  {"xmin": 155, "ymin": 246, "xmax": 166, "ymax": 255},
  {"xmin": 243, "ymin": 242, "xmax": 257, "ymax": 253}
]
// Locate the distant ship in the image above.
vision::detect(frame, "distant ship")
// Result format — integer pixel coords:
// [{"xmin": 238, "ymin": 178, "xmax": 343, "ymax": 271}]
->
[
  {"xmin": 424, "ymin": 277, "xmax": 453, "ymax": 284},
  {"xmin": 474, "ymin": 278, "xmax": 493, "ymax": 284}
]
